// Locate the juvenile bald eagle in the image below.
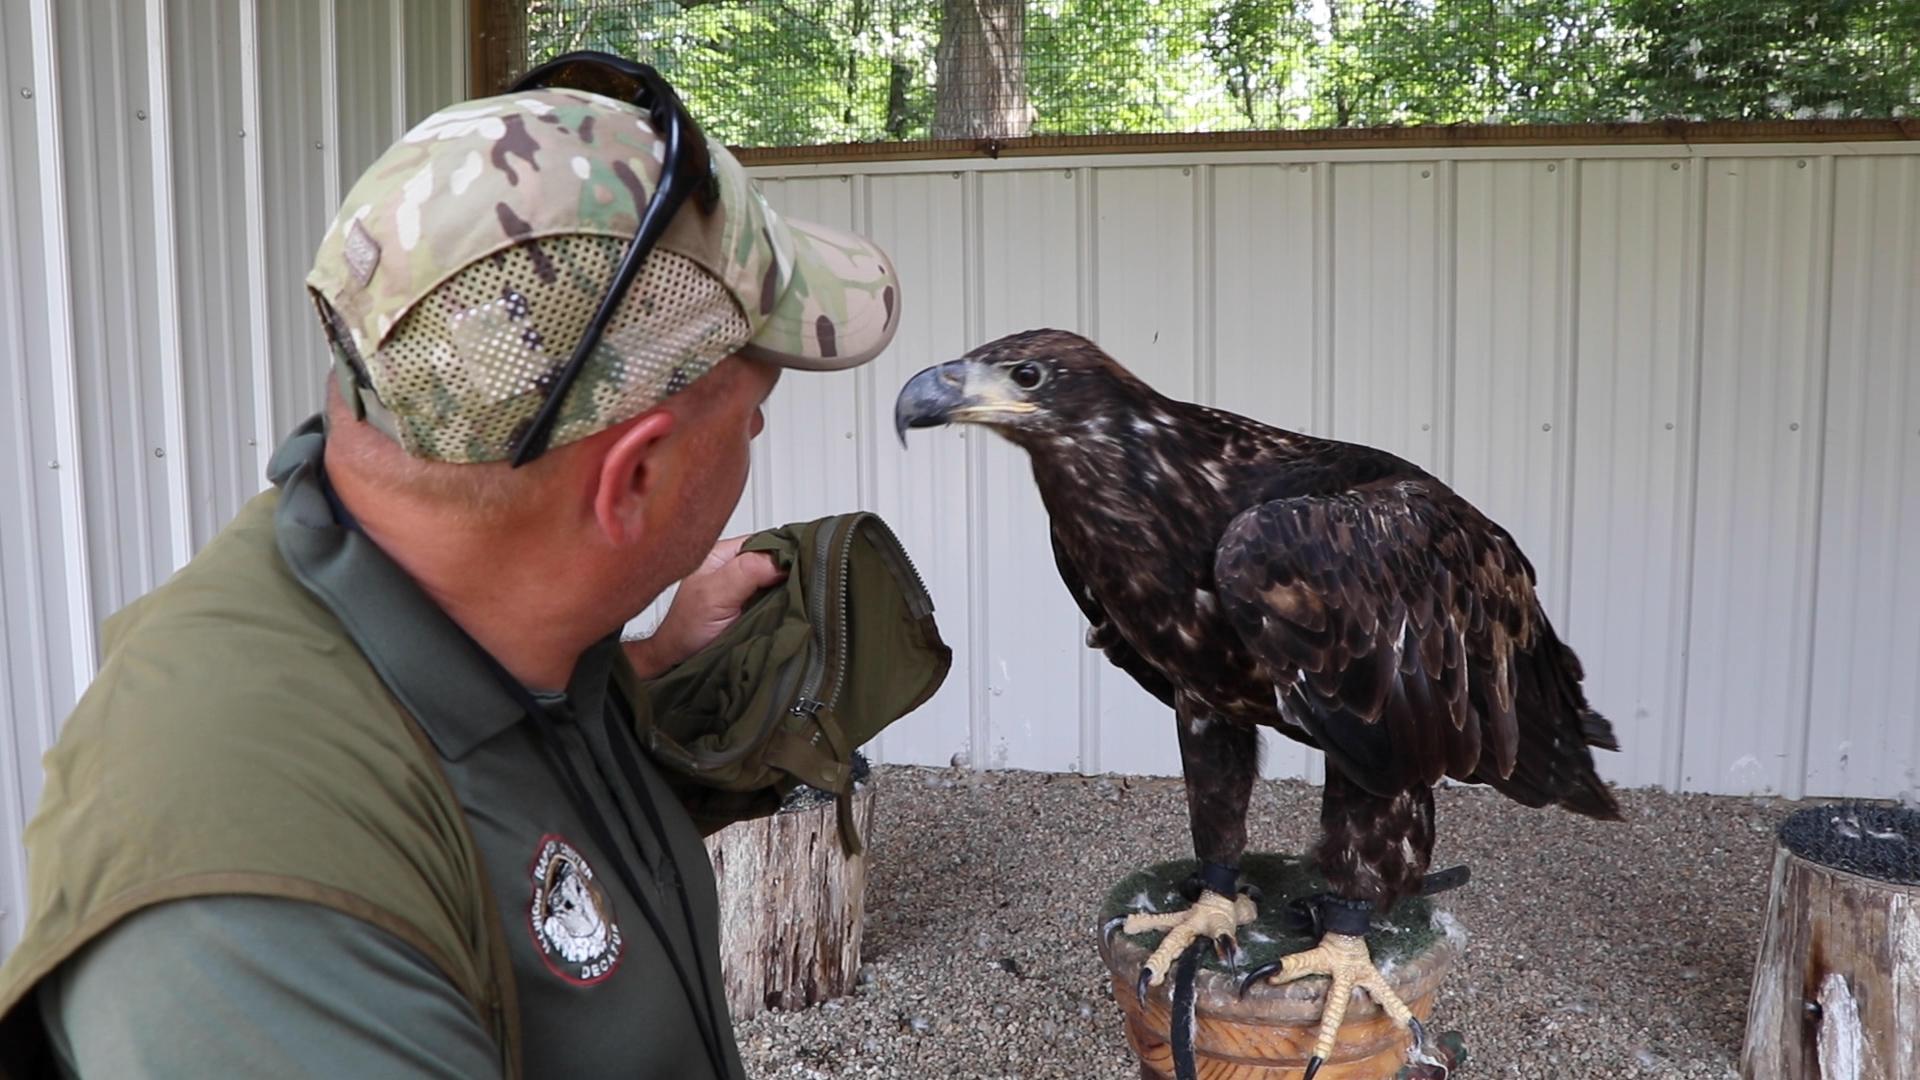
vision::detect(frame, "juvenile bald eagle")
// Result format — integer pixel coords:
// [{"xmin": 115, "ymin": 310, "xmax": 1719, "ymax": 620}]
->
[{"xmin": 895, "ymin": 329, "xmax": 1621, "ymax": 1076}]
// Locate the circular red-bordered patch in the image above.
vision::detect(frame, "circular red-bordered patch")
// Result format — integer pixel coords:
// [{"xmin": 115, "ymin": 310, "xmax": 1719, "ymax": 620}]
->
[{"xmin": 526, "ymin": 833, "xmax": 624, "ymax": 985}]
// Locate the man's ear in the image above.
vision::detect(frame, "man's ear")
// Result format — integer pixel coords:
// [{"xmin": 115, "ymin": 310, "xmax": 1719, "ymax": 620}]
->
[{"xmin": 592, "ymin": 409, "xmax": 678, "ymax": 544}]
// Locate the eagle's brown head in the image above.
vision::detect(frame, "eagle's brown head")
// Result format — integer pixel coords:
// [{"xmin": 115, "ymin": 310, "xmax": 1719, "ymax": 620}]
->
[{"xmin": 892, "ymin": 328, "xmax": 1158, "ymax": 448}]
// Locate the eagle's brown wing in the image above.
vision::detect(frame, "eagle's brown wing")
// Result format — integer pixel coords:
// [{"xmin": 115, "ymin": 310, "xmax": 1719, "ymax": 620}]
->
[
  {"xmin": 1051, "ymin": 528, "xmax": 1176, "ymax": 708},
  {"xmin": 1212, "ymin": 479, "xmax": 1619, "ymax": 818}
]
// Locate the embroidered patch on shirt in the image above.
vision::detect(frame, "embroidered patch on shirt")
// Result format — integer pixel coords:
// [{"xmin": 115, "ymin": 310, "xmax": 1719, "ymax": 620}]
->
[{"xmin": 528, "ymin": 834, "xmax": 624, "ymax": 984}]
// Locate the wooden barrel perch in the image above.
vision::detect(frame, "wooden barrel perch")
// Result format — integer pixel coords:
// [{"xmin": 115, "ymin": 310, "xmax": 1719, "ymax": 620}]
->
[
  {"xmin": 1740, "ymin": 802, "xmax": 1920, "ymax": 1080},
  {"xmin": 1098, "ymin": 854, "xmax": 1467, "ymax": 1080},
  {"xmin": 701, "ymin": 768, "xmax": 875, "ymax": 1019}
]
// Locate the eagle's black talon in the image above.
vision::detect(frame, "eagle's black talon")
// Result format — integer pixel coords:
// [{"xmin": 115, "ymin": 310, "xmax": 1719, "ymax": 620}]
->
[
  {"xmin": 1409, "ymin": 1016, "xmax": 1427, "ymax": 1055},
  {"xmin": 1239, "ymin": 882, "xmax": 1263, "ymax": 903},
  {"xmin": 1303, "ymin": 1054, "xmax": 1325, "ymax": 1080},
  {"xmin": 1283, "ymin": 893, "xmax": 1329, "ymax": 936},
  {"xmin": 1236, "ymin": 961, "xmax": 1281, "ymax": 998},
  {"xmin": 1101, "ymin": 915, "xmax": 1127, "ymax": 947},
  {"xmin": 1136, "ymin": 967, "xmax": 1153, "ymax": 1006},
  {"xmin": 1212, "ymin": 934, "xmax": 1236, "ymax": 963}
]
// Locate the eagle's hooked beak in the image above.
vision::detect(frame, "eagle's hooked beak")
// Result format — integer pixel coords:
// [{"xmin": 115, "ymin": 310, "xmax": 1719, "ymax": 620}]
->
[
  {"xmin": 892, "ymin": 359, "xmax": 1037, "ymax": 447},
  {"xmin": 893, "ymin": 361, "xmax": 969, "ymax": 446}
]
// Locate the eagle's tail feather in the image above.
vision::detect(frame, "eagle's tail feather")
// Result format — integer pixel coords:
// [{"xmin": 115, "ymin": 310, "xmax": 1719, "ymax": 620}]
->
[
  {"xmin": 1472, "ymin": 630, "xmax": 1623, "ymax": 821},
  {"xmin": 1578, "ymin": 705, "xmax": 1621, "ymax": 752}
]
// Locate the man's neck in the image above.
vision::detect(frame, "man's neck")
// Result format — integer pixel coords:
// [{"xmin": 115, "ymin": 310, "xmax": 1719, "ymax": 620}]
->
[{"xmin": 324, "ymin": 465, "xmax": 599, "ymax": 693}]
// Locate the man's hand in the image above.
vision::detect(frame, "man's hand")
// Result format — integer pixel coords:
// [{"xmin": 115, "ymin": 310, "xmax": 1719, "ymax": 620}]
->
[{"xmin": 625, "ymin": 536, "xmax": 787, "ymax": 679}]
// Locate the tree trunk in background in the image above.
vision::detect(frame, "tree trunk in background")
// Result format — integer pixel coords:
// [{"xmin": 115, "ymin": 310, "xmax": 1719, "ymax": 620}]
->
[
  {"xmin": 844, "ymin": 0, "xmax": 870, "ymax": 132},
  {"xmin": 886, "ymin": 56, "xmax": 913, "ymax": 139},
  {"xmin": 885, "ymin": 0, "xmax": 913, "ymax": 140},
  {"xmin": 933, "ymin": 0, "xmax": 1031, "ymax": 139}
]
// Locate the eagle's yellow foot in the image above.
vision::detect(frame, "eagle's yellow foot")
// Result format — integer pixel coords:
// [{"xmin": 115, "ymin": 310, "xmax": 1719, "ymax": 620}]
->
[
  {"xmin": 1104, "ymin": 889, "xmax": 1256, "ymax": 1003},
  {"xmin": 1237, "ymin": 932, "xmax": 1426, "ymax": 1080}
]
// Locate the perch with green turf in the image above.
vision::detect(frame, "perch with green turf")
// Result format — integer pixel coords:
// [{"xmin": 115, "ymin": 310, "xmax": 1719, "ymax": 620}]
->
[{"xmin": 1097, "ymin": 854, "xmax": 1467, "ymax": 1080}]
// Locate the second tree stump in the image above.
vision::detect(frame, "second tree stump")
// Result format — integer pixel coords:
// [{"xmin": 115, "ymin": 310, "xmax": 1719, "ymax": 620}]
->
[{"xmin": 1740, "ymin": 803, "xmax": 1920, "ymax": 1080}]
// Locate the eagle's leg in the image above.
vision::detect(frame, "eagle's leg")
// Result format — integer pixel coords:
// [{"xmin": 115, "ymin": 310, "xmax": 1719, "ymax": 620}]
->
[
  {"xmin": 1119, "ymin": 703, "xmax": 1262, "ymax": 997},
  {"xmin": 1238, "ymin": 772, "xmax": 1437, "ymax": 1079}
]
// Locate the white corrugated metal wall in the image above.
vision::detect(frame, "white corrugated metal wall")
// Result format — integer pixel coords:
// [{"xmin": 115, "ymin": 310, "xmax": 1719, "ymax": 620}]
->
[
  {"xmin": 0, "ymin": 0, "xmax": 468, "ymax": 958},
  {"xmin": 5, "ymin": 8, "xmax": 1919, "ymax": 960}
]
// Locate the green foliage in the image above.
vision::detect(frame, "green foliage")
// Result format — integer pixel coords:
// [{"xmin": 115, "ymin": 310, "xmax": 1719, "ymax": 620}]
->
[
  {"xmin": 514, "ymin": 0, "xmax": 1920, "ymax": 147},
  {"xmin": 522, "ymin": 0, "xmax": 941, "ymax": 144},
  {"xmin": 1609, "ymin": 0, "xmax": 1920, "ymax": 120},
  {"xmin": 1027, "ymin": 0, "xmax": 1243, "ymax": 134}
]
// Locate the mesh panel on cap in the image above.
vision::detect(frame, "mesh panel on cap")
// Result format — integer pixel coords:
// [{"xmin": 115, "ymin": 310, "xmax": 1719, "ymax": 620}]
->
[{"xmin": 363, "ymin": 234, "xmax": 749, "ymax": 462}]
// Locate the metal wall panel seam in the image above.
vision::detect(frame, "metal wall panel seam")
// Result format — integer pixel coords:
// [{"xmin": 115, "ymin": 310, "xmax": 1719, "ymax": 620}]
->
[
  {"xmin": 1311, "ymin": 161, "xmax": 1334, "ymax": 438},
  {"xmin": 1787, "ymin": 155, "xmax": 1840, "ymax": 799},
  {"xmin": 852, "ymin": 172, "xmax": 884, "ymax": 764},
  {"xmin": 320, "ymin": 0, "xmax": 341, "ymax": 221},
  {"xmin": 746, "ymin": 179, "xmax": 775, "ymax": 535},
  {"xmin": 1304, "ymin": 160, "xmax": 1335, "ymax": 786},
  {"xmin": 1662, "ymin": 157, "xmax": 1711, "ymax": 791},
  {"xmin": 1434, "ymin": 159, "xmax": 1458, "ymax": 485},
  {"xmin": 26, "ymin": 0, "xmax": 100, "ymax": 711},
  {"xmin": 1074, "ymin": 166, "xmax": 1100, "ymax": 774},
  {"xmin": 449, "ymin": 0, "xmax": 468, "ymax": 104},
  {"xmin": 93, "ymin": 10, "xmax": 147, "ymax": 602},
  {"xmin": 852, "ymin": 174, "xmax": 875, "ymax": 509},
  {"xmin": 1, "ymin": 3, "xmax": 60, "ymax": 945},
  {"xmin": 144, "ymin": 0, "xmax": 193, "ymax": 571},
  {"xmin": 1550, "ymin": 156, "xmax": 1581, "ymax": 628},
  {"xmin": 1194, "ymin": 164, "xmax": 1216, "ymax": 405},
  {"xmin": 1903, "ymin": 159, "xmax": 1920, "ymax": 795},
  {"xmin": 388, "ymin": 0, "xmax": 406, "ymax": 138},
  {"xmin": 963, "ymin": 168, "xmax": 990, "ymax": 771},
  {"xmin": 749, "ymin": 412, "xmax": 773, "ymax": 529},
  {"xmin": 1898, "ymin": 160, "xmax": 1920, "ymax": 795},
  {"xmin": 205, "ymin": 2, "xmax": 244, "ymax": 536},
  {"xmin": 239, "ymin": 0, "xmax": 274, "ymax": 483}
]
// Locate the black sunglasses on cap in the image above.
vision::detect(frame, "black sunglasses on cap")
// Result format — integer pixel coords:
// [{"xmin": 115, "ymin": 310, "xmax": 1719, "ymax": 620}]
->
[{"xmin": 503, "ymin": 51, "xmax": 721, "ymax": 467}]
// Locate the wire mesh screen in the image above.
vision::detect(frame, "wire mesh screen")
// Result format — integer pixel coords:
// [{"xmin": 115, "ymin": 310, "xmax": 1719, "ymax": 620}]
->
[{"xmin": 476, "ymin": 0, "xmax": 1920, "ymax": 149}]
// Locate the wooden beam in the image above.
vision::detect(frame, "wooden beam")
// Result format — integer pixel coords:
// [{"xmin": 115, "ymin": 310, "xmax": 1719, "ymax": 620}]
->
[{"xmin": 731, "ymin": 119, "xmax": 1920, "ymax": 168}]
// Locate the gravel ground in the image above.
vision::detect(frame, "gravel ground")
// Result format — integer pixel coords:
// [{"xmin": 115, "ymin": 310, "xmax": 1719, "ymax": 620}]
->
[{"xmin": 735, "ymin": 764, "xmax": 1797, "ymax": 1080}]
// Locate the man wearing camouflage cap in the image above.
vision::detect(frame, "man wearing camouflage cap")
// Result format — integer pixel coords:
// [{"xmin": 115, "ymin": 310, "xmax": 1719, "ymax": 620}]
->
[{"xmin": 0, "ymin": 61, "xmax": 900, "ymax": 1079}]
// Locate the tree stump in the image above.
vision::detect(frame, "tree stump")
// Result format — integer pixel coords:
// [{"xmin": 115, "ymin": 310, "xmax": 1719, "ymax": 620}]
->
[
  {"xmin": 701, "ymin": 778, "xmax": 875, "ymax": 1019},
  {"xmin": 1098, "ymin": 855, "xmax": 1467, "ymax": 1080},
  {"xmin": 1741, "ymin": 803, "xmax": 1920, "ymax": 1080}
]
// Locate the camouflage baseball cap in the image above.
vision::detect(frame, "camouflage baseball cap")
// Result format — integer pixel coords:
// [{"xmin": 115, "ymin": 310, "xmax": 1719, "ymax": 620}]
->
[{"xmin": 306, "ymin": 86, "xmax": 901, "ymax": 463}]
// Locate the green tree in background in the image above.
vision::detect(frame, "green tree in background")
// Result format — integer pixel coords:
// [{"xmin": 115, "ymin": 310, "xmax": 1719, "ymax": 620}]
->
[
  {"xmin": 1609, "ymin": 0, "xmax": 1920, "ymax": 119},
  {"xmin": 513, "ymin": 0, "xmax": 1919, "ymax": 147},
  {"xmin": 1027, "ymin": 0, "xmax": 1242, "ymax": 134}
]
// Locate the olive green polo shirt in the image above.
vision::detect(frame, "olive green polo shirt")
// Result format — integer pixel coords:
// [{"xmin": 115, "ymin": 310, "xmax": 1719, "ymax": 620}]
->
[{"xmin": 35, "ymin": 423, "xmax": 746, "ymax": 1080}]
